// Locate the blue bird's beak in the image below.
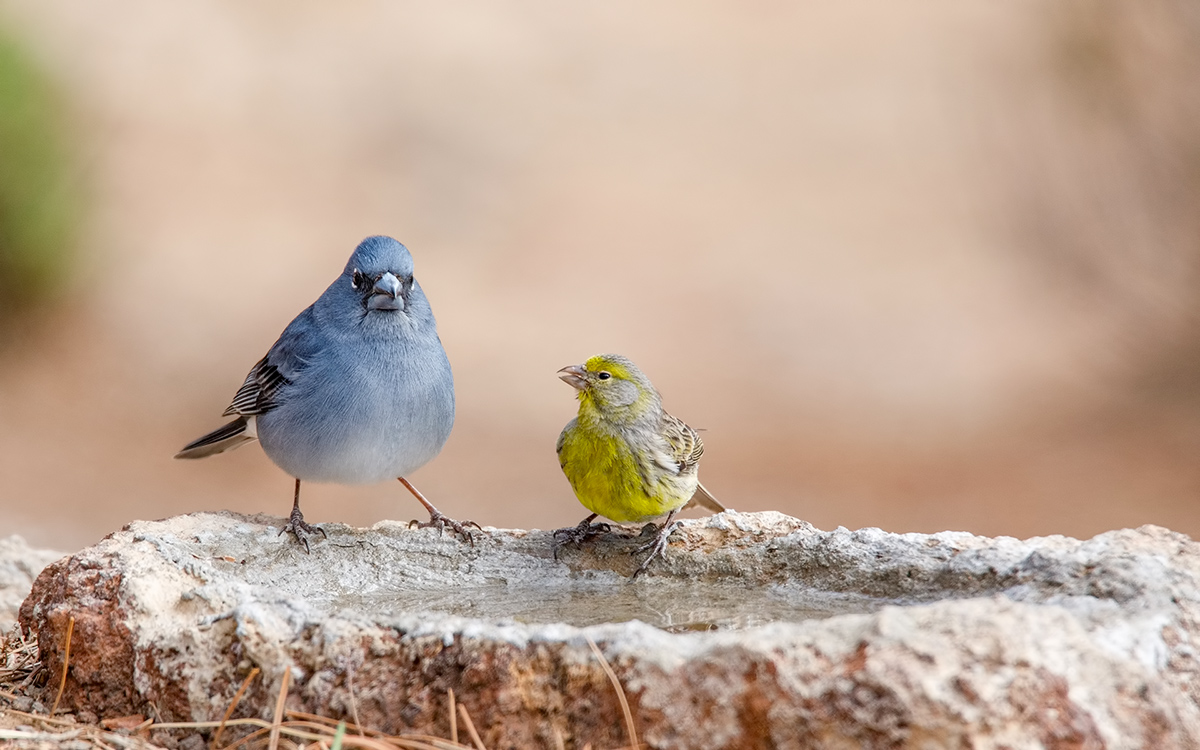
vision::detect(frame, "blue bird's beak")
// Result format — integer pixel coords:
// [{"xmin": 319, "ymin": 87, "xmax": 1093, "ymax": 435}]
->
[{"xmin": 368, "ymin": 272, "xmax": 404, "ymax": 311}]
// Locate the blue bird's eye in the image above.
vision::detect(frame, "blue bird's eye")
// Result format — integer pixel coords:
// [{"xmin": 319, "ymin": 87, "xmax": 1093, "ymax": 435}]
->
[
  {"xmin": 597, "ymin": 371, "xmax": 612, "ymax": 380},
  {"xmin": 351, "ymin": 270, "xmax": 365, "ymax": 289}
]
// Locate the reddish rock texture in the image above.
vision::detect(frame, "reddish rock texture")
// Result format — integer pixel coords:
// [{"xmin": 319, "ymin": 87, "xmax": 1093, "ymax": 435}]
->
[{"xmin": 19, "ymin": 555, "xmax": 139, "ymax": 718}]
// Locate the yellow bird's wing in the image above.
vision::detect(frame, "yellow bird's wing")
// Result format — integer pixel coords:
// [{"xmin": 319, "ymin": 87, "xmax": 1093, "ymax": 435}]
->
[
  {"xmin": 661, "ymin": 411, "xmax": 727, "ymax": 513},
  {"xmin": 659, "ymin": 411, "xmax": 704, "ymax": 472}
]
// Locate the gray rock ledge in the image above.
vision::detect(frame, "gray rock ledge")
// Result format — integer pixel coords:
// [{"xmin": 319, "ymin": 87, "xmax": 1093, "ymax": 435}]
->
[
  {"xmin": 17, "ymin": 511, "xmax": 1200, "ymax": 748},
  {"xmin": 0, "ymin": 535, "xmax": 65, "ymax": 630}
]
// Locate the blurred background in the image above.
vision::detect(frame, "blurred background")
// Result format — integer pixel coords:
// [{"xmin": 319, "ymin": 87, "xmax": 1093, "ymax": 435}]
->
[{"xmin": 1, "ymin": 0, "xmax": 1198, "ymax": 552}]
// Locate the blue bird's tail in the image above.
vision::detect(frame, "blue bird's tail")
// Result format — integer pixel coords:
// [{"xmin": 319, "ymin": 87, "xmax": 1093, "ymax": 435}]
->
[{"xmin": 174, "ymin": 416, "xmax": 257, "ymax": 459}]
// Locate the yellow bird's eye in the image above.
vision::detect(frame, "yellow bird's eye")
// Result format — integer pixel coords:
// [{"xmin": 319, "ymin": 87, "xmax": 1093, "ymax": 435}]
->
[{"xmin": 597, "ymin": 371, "xmax": 612, "ymax": 380}]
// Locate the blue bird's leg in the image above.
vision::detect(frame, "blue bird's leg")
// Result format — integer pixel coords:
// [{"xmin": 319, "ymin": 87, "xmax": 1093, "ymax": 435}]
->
[
  {"xmin": 279, "ymin": 478, "xmax": 327, "ymax": 553},
  {"xmin": 552, "ymin": 513, "xmax": 612, "ymax": 561},
  {"xmin": 631, "ymin": 509, "xmax": 681, "ymax": 579},
  {"xmin": 401, "ymin": 477, "xmax": 480, "ymax": 545}
]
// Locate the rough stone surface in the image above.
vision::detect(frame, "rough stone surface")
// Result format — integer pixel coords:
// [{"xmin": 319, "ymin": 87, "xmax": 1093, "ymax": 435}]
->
[
  {"xmin": 17, "ymin": 511, "xmax": 1200, "ymax": 748},
  {"xmin": 0, "ymin": 535, "xmax": 64, "ymax": 630}
]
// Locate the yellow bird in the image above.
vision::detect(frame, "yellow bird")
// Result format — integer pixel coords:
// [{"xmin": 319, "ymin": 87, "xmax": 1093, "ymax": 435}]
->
[{"xmin": 554, "ymin": 353, "xmax": 725, "ymax": 576}]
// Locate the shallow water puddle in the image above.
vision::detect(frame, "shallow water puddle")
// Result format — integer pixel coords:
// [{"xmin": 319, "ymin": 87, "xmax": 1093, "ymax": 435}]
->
[{"xmin": 333, "ymin": 583, "xmax": 892, "ymax": 632}]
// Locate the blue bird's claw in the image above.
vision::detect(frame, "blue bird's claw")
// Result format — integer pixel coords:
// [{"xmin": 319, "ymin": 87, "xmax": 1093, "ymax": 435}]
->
[
  {"xmin": 279, "ymin": 506, "xmax": 327, "ymax": 554},
  {"xmin": 409, "ymin": 511, "xmax": 481, "ymax": 546}
]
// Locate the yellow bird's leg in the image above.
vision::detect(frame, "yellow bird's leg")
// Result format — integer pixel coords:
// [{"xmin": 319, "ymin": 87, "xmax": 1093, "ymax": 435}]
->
[
  {"xmin": 279, "ymin": 477, "xmax": 327, "ymax": 553},
  {"xmin": 552, "ymin": 513, "xmax": 612, "ymax": 560},
  {"xmin": 401, "ymin": 476, "xmax": 481, "ymax": 546},
  {"xmin": 631, "ymin": 509, "xmax": 681, "ymax": 579}
]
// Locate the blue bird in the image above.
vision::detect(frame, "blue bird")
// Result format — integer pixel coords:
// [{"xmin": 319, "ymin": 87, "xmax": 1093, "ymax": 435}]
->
[{"xmin": 176, "ymin": 236, "xmax": 472, "ymax": 550}]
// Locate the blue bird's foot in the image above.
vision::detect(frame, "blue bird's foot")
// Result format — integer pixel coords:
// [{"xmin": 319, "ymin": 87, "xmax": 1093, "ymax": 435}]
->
[
  {"xmin": 409, "ymin": 511, "xmax": 481, "ymax": 546},
  {"xmin": 279, "ymin": 506, "xmax": 327, "ymax": 554},
  {"xmin": 399, "ymin": 476, "xmax": 480, "ymax": 546},
  {"xmin": 631, "ymin": 515, "xmax": 682, "ymax": 579},
  {"xmin": 552, "ymin": 514, "xmax": 611, "ymax": 561}
]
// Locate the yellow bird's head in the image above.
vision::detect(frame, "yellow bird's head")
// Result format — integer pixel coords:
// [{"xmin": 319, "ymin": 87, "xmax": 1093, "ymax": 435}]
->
[{"xmin": 558, "ymin": 353, "xmax": 662, "ymax": 424}]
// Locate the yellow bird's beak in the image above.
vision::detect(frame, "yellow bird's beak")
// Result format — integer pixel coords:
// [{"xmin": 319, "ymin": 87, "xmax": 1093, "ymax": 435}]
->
[{"xmin": 558, "ymin": 364, "xmax": 588, "ymax": 390}]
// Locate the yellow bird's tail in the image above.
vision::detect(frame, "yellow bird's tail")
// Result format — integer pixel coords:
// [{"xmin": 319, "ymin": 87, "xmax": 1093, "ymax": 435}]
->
[{"xmin": 685, "ymin": 481, "xmax": 727, "ymax": 513}]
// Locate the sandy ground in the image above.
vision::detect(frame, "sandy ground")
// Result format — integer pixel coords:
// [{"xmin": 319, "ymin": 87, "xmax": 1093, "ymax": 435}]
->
[{"xmin": 1, "ymin": 1, "xmax": 1198, "ymax": 551}]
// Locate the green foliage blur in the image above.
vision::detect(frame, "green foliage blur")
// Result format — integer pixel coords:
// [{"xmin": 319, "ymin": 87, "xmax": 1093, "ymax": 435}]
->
[{"xmin": 0, "ymin": 28, "xmax": 76, "ymax": 328}]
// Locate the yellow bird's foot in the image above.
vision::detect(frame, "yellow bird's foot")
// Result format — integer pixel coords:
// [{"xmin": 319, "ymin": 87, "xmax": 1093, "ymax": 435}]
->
[
  {"xmin": 631, "ymin": 514, "xmax": 682, "ymax": 579},
  {"xmin": 409, "ymin": 511, "xmax": 481, "ymax": 546},
  {"xmin": 552, "ymin": 513, "xmax": 611, "ymax": 561},
  {"xmin": 279, "ymin": 506, "xmax": 327, "ymax": 554}
]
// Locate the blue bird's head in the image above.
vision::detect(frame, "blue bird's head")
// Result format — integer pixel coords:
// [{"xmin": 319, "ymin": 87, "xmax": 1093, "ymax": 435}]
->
[{"xmin": 343, "ymin": 236, "xmax": 418, "ymax": 313}]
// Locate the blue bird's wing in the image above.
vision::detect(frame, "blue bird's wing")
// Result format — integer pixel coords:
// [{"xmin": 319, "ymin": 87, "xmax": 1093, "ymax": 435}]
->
[{"xmin": 222, "ymin": 305, "xmax": 318, "ymax": 417}]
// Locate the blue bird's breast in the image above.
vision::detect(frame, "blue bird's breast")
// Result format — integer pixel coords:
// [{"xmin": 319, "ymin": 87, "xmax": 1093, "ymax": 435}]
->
[{"xmin": 257, "ymin": 332, "xmax": 455, "ymax": 484}]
